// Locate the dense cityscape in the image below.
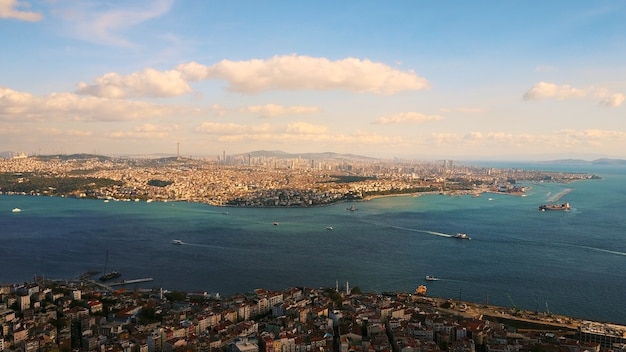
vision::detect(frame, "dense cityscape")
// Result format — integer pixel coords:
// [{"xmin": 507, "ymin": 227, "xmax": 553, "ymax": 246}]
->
[
  {"xmin": 1, "ymin": 275, "xmax": 625, "ymax": 352},
  {"xmin": 0, "ymin": 153, "xmax": 599, "ymax": 207},
  {"xmin": 2, "ymin": 153, "xmax": 624, "ymax": 352}
]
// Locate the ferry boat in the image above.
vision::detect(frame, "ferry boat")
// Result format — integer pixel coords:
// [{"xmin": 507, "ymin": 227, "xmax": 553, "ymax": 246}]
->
[
  {"xmin": 539, "ymin": 202, "xmax": 570, "ymax": 211},
  {"xmin": 454, "ymin": 233, "xmax": 471, "ymax": 240}
]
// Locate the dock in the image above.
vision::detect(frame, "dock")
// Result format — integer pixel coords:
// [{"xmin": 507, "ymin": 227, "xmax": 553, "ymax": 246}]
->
[{"xmin": 108, "ymin": 278, "xmax": 154, "ymax": 286}]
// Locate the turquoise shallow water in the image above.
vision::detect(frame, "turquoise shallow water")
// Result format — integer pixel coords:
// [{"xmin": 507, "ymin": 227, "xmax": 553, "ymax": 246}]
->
[{"xmin": 1, "ymin": 163, "xmax": 625, "ymax": 324}]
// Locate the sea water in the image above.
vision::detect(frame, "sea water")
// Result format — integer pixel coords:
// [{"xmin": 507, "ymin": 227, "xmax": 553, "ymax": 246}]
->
[{"xmin": 1, "ymin": 163, "xmax": 625, "ymax": 324}]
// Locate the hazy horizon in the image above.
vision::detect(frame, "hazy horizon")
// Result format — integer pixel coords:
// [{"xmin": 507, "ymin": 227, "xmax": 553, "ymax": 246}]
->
[{"xmin": 2, "ymin": 1, "xmax": 626, "ymax": 160}]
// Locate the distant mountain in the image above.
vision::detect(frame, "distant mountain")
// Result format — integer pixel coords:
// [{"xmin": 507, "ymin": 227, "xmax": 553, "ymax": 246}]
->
[
  {"xmin": 591, "ymin": 158, "xmax": 626, "ymax": 165},
  {"xmin": 543, "ymin": 158, "xmax": 626, "ymax": 165}
]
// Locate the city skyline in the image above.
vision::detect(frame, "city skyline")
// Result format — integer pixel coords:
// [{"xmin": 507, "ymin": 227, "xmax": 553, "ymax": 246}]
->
[{"xmin": 1, "ymin": 1, "xmax": 626, "ymax": 160}]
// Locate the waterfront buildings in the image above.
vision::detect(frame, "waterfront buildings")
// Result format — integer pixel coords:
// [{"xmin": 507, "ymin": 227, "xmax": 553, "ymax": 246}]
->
[{"xmin": 0, "ymin": 279, "xmax": 622, "ymax": 352}]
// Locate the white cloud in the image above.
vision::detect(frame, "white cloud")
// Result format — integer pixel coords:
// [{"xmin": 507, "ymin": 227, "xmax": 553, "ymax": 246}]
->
[
  {"xmin": 176, "ymin": 61, "xmax": 212, "ymax": 82},
  {"xmin": 77, "ymin": 68, "xmax": 192, "ymax": 98},
  {"xmin": 285, "ymin": 122, "xmax": 327, "ymax": 134},
  {"xmin": 523, "ymin": 81, "xmax": 624, "ymax": 107},
  {"xmin": 0, "ymin": 0, "xmax": 42, "ymax": 21},
  {"xmin": 373, "ymin": 112, "xmax": 443, "ymax": 125},
  {"xmin": 78, "ymin": 55, "xmax": 429, "ymax": 99},
  {"xmin": 110, "ymin": 123, "xmax": 177, "ymax": 139},
  {"xmin": 240, "ymin": 104, "xmax": 320, "ymax": 118},
  {"xmin": 180, "ymin": 55, "xmax": 429, "ymax": 94},
  {"xmin": 195, "ymin": 121, "xmax": 404, "ymax": 146},
  {"xmin": 523, "ymin": 82, "xmax": 586, "ymax": 101},
  {"xmin": 195, "ymin": 122, "xmax": 244, "ymax": 134},
  {"xmin": 598, "ymin": 93, "xmax": 625, "ymax": 107},
  {"xmin": 439, "ymin": 107, "xmax": 486, "ymax": 113},
  {"xmin": 0, "ymin": 86, "xmax": 201, "ymax": 122},
  {"xmin": 556, "ymin": 129, "xmax": 626, "ymax": 144},
  {"xmin": 59, "ymin": 0, "xmax": 173, "ymax": 47}
]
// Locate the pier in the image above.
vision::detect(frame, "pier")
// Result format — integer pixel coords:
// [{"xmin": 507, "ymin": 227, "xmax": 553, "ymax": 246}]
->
[{"xmin": 108, "ymin": 278, "xmax": 154, "ymax": 286}]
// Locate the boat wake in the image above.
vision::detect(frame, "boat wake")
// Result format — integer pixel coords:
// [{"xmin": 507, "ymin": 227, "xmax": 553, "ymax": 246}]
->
[
  {"xmin": 359, "ymin": 219, "xmax": 452, "ymax": 238},
  {"xmin": 547, "ymin": 188, "xmax": 573, "ymax": 202},
  {"xmin": 565, "ymin": 243, "xmax": 626, "ymax": 257}
]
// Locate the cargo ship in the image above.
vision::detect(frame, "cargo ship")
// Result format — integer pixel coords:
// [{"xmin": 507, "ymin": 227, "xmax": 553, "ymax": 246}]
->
[{"xmin": 539, "ymin": 202, "xmax": 570, "ymax": 211}]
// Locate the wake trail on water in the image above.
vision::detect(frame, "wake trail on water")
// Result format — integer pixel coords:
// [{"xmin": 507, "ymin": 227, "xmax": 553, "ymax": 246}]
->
[
  {"xmin": 563, "ymin": 243, "xmax": 626, "ymax": 257},
  {"xmin": 171, "ymin": 241, "xmax": 256, "ymax": 253},
  {"xmin": 358, "ymin": 218, "xmax": 452, "ymax": 238},
  {"xmin": 492, "ymin": 236, "xmax": 626, "ymax": 257}
]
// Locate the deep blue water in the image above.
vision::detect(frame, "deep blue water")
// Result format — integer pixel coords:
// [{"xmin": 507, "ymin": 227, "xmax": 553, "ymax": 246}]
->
[{"xmin": 1, "ymin": 163, "xmax": 625, "ymax": 324}]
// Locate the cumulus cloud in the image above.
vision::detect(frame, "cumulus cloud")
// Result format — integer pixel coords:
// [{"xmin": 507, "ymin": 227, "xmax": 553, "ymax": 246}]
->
[
  {"xmin": 598, "ymin": 93, "xmax": 625, "ymax": 107},
  {"xmin": 176, "ymin": 61, "xmax": 212, "ymax": 82},
  {"xmin": 240, "ymin": 104, "xmax": 320, "ymax": 118},
  {"xmin": 523, "ymin": 82, "xmax": 586, "ymax": 101},
  {"xmin": 177, "ymin": 55, "xmax": 428, "ymax": 94},
  {"xmin": 373, "ymin": 112, "xmax": 443, "ymax": 125},
  {"xmin": 0, "ymin": 86, "xmax": 200, "ymax": 122},
  {"xmin": 76, "ymin": 68, "xmax": 192, "ymax": 99},
  {"xmin": 79, "ymin": 55, "xmax": 428, "ymax": 98},
  {"xmin": 0, "ymin": 0, "xmax": 42, "ymax": 21},
  {"xmin": 523, "ymin": 81, "xmax": 625, "ymax": 107}
]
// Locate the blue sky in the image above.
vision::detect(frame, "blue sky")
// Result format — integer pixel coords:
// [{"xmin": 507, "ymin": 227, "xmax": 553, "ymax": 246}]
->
[{"xmin": 1, "ymin": 0, "xmax": 625, "ymax": 160}]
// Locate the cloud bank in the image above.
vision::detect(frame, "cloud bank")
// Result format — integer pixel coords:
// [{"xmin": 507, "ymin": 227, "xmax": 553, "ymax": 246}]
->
[
  {"xmin": 78, "ymin": 55, "xmax": 430, "ymax": 98},
  {"xmin": 0, "ymin": 0, "xmax": 42, "ymax": 21},
  {"xmin": 523, "ymin": 81, "xmax": 624, "ymax": 107}
]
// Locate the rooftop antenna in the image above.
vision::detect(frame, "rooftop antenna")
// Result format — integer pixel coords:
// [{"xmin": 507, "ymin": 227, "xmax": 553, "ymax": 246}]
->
[{"xmin": 177, "ymin": 142, "xmax": 180, "ymax": 159}]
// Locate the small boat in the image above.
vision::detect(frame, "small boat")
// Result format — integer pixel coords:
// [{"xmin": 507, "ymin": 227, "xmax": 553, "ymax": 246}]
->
[
  {"xmin": 12, "ymin": 208, "xmax": 21, "ymax": 213},
  {"xmin": 346, "ymin": 205, "xmax": 357, "ymax": 211},
  {"xmin": 454, "ymin": 233, "xmax": 471, "ymax": 240},
  {"xmin": 326, "ymin": 226, "xmax": 333, "ymax": 231},
  {"xmin": 171, "ymin": 239, "xmax": 184, "ymax": 245},
  {"xmin": 425, "ymin": 275, "xmax": 439, "ymax": 281},
  {"xmin": 273, "ymin": 221, "xmax": 279, "ymax": 226}
]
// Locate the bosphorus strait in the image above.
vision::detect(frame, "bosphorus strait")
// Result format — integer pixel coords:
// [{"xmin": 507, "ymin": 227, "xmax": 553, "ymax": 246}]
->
[{"xmin": 2, "ymin": 163, "xmax": 625, "ymax": 325}]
